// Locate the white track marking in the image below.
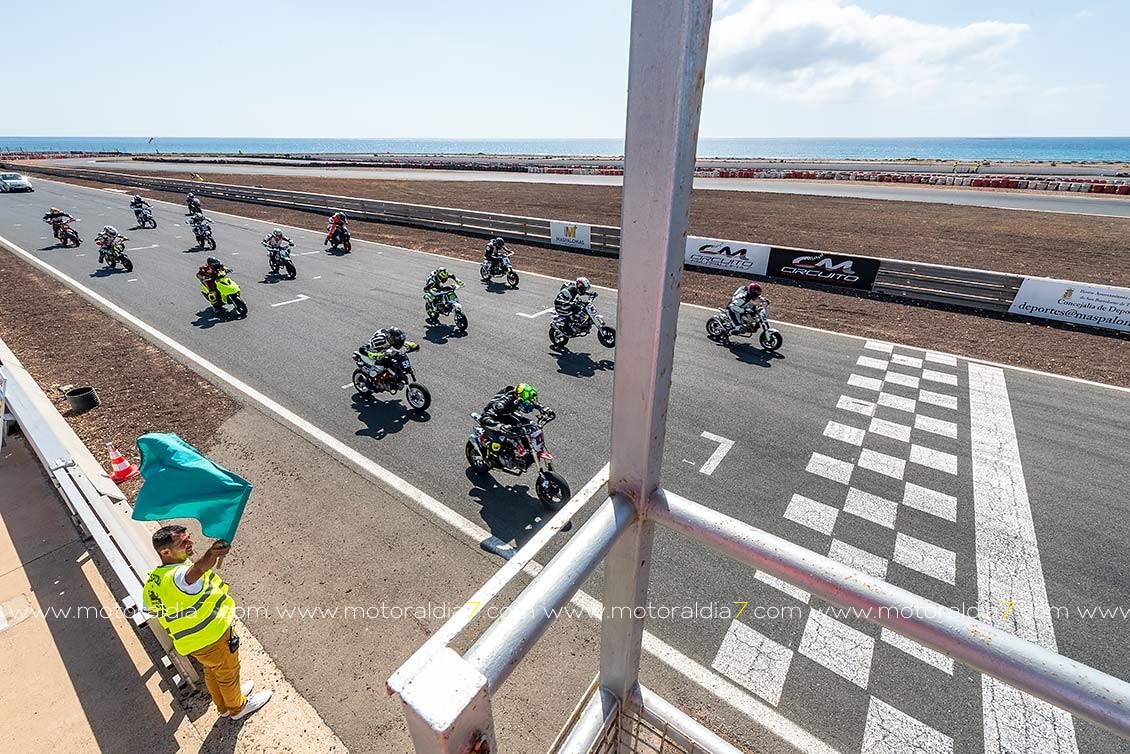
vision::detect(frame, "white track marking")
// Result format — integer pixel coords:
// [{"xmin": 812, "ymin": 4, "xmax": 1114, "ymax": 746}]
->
[
  {"xmin": 925, "ymin": 351, "xmax": 958, "ymax": 367},
  {"xmin": 836, "ymin": 395, "xmax": 875, "ymax": 417},
  {"xmin": 843, "ymin": 488, "xmax": 898, "ymax": 529},
  {"xmin": 868, "ymin": 417, "xmax": 911, "ymax": 443},
  {"xmin": 125, "ymin": 244, "xmax": 159, "ymax": 251},
  {"xmin": 893, "ymin": 532, "xmax": 956, "ymax": 585},
  {"xmin": 271, "ymin": 294, "xmax": 311, "ymax": 307},
  {"xmin": 909, "ymin": 445, "xmax": 958, "ymax": 475},
  {"xmin": 883, "ymin": 371, "xmax": 920, "ymax": 389},
  {"xmin": 862, "ymin": 697, "xmax": 953, "ymax": 754},
  {"xmin": 127, "ymin": 278, "xmax": 138, "ymax": 283},
  {"xmin": 805, "ymin": 453, "xmax": 854, "ymax": 485},
  {"xmin": 922, "ymin": 369, "xmax": 959, "ymax": 386},
  {"xmin": 902, "ymin": 483, "xmax": 958, "ymax": 523},
  {"xmin": 516, "ymin": 307, "xmax": 554, "ymax": 319},
  {"xmin": 754, "ymin": 571, "xmax": 811, "ymax": 604},
  {"xmin": 968, "ymin": 363, "xmax": 1078, "ymax": 754},
  {"xmin": 340, "ymin": 383, "xmax": 352, "ymax": 389},
  {"xmin": 858, "ymin": 449, "xmax": 906, "ymax": 479},
  {"xmin": 879, "ymin": 628, "xmax": 954, "ymax": 675},
  {"xmin": 856, "ymin": 355, "xmax": 889, "ymax": 371},
  {"xmin": 313, "ymin": 276, "xmax": 322, "ymax": 279},
  {"xmin": 823, "ymin": 421, "xmax": 865, "ymax": 446},
  {"xmin": 919, "ymin": 390, "xmax": 958, "ymax": 410},
  {"xmin": 712, "ymin": 620, "xmax": 795, "ymax": 706},
  {"xmin": 877, "ymin": 392, "xmax": 916, "ymax": 413},
  {"xmin": 828, "ymin": 539, "xmax": 888, "ymax": 579},
  {"xmin": 784, "ymin": 494, "xmax": 839, "ymax": 536},
  {"xmin": 798, "ymin": 610, "xmax": 875, "ymax": 688},
  {"xmin": 75, "ymin": 253, "xmax": 85, "ymax": 256},
  {"xmin": 698, "ymin": 432, "xmax": 735, "ymax": 475},
  {"xmin": 299, "ymin": 250, "xmax": 321, "ymax": 255},
  {"xmin": 914, "ymin": 414, "xmax": 958, "ymax": 439},
  {"xmin": 44, "ymin": 178, "xmax": 1129, "ymax": 395},
  {"xmin": 848, "ymin": 374, "xmax": 884, "ymax": 392},
  {"xmin": 0, "ymin": 230, "xmax": 843, "ymax": 754}
]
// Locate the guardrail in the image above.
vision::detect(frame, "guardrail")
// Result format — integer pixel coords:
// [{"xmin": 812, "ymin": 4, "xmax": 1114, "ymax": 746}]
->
[
  {"xmin": 0, "ymin": 162, "xmax": 1082, "ymax": 319},
  {"xmin": 0, "ymin": 336, "xmax": 200, "ymax": 688}
]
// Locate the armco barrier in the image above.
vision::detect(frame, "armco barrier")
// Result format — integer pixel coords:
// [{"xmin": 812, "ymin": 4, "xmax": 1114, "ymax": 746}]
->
[{"xmin": 0, "ymin": 163, "xmax": 1071, "ymax": 318}]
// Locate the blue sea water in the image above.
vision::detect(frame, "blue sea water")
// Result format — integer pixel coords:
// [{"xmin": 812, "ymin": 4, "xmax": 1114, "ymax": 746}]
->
[{"xmin": 1, "ymin": 136, "xmax": 1128, "ymax": 162}]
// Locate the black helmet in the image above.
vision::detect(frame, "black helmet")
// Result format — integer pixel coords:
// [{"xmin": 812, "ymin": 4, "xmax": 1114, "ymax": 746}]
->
[
  {"xmin": 386, "ymin": 327, "xmax": 406, "ymax": 349},
  {"xmin": 206, "ymin": 256, "xmax": 222, "ymax": 269},
  {"xmin": 490, "ymin": 237, "xmax": 506, "ymax": 249}
]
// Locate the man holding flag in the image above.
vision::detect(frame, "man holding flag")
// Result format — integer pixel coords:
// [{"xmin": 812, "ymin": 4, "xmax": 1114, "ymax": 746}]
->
[{"xmin": 133, "ymin": 432, "xmax": 271, "ymax": 721}]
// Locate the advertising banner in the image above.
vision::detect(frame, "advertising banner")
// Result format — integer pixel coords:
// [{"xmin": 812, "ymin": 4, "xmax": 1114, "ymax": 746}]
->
[
  {"xmin": 1008, "ymin": 278, "xmax": 1130, "ymax": 333},
  {"xmin": 766, "ymin": 248, "xmax": 881, "ymax": 290},
  {"xmin": 550, "ymin": 221, "xmax": 592, "ymax": 250},
  {"xmin": 685, "ymin": 236, "xmax": 770, "ymax": 276}
]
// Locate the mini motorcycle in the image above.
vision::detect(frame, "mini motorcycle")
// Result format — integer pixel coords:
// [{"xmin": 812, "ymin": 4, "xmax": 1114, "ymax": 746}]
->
[
  {"xmin": 326, "ymin": 225, "xmax": 351, "ymax": 253},
  {"xmin": 351, "ymin": 344, "xmax": 431, "ymax": 411},
  {"xmin": 263, "ymin": 240, "xmax": 297, "ymax": 279},
  {"xmin": 425, "ymin": 284, "xmax": 468, "ymax": 332},
  {"xmin": 134, "ymin": 206, "xmax": 157, "ymax": 229},
  {"xmin": 53, "ymin": 220, "xmax": 81, "ymax": 247},
  {"xmin": 96, "ymin": 238, "xmax": 134, "ymax": 272},
  {"xmin": 200, "ymin": 269, "xmax": 248, "ymax": 318},
  {"xmin": 192, "ymin": 222, "xmax": 217, "ymax": 250},
  {"xmin": 549, "ymin": 292, "xmax": 615, "ymax": 350},
  {"xmin": 706, "ymin": 301, "xmax": 783, "ymax": 351},
  {"xmin": 479, "ymin": 252, "xmax": 519, "ymax": 288},
  {"xmin": 465, "ymin": 408, "xmax": 571, "ymax": 510}
]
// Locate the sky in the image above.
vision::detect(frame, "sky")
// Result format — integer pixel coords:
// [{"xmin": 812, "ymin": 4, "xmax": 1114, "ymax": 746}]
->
[{"xmin": 1, "ymin": 0, "xmax": 1124, "ymax": 138}]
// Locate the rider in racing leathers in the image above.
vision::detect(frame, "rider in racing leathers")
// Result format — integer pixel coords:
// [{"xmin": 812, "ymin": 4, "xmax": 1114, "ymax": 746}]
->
[
  {"xmin": 423, "ymin": 267, "xmax": 464, "ymax": 323},
  {"xmin": 94, "ymin": 225, "xmax": 127, "ymax": 263},
  {"xmin": 479, "ymin": 383, "xmax": 552, "ymax": 464},
  {"xmin": 553, "ymin": 276, "xmax": 592, "ymax": 328},
  {"xmin": 728, "ymin": 282, "xmax": 768, "ymax": 331},
  {"xmin": 129, "ymin": 195, "xmax": 151, "ymax": 223},
  {"xmin": 357, "ymin": 327, "xmax": 419, "ymax": 382}
]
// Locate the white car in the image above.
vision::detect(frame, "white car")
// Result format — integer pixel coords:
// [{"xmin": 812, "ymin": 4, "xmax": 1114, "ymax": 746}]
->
[{"xmin": 0, "ymin": 172, "xmax": 33, "ymax": 192}]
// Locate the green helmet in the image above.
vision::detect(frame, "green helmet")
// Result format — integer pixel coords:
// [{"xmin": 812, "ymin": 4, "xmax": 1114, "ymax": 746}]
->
[
  {"xmin": 514, "ymin": 383, "xmax": 538, "ymax": 410},
  {"xmin": 436, "ymin": 267, "xmax": 450, "ymax": 281}
]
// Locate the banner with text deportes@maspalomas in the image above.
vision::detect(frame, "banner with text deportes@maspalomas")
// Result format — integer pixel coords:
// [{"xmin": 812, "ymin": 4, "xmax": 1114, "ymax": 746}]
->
[
  {"xmin": 550, "ymin": 221, "xmax": 592, "ymax": 250},
  {"xmin": 1008, "ymin": 277, "xmax": 1130, "ymax": 333},
  {"xmin": 685, "ymin": 236, "xmax": 770, "ymax": 275}
]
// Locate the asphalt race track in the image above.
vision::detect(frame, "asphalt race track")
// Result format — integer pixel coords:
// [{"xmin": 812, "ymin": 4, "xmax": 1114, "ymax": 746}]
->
[
  {"xmin": 41, "ymin": 157, "xmax": 1130, "ymax": 219},
  {"xmin": 2, "ymin": 179, "xmax": 1127, "ymax": 754}
]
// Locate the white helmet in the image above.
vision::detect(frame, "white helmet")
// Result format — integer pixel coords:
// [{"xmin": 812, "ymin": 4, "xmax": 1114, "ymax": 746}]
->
[{"xmin": 103, "ymin": 225, "xmax": 117, "ymax": 234}]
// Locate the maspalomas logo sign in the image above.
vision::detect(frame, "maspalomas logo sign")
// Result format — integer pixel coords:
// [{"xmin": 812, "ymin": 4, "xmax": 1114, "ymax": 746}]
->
[
  {"xmin": 685, "ymin": 236, "xmax": 770, "ymax": 276},
  {"xmin": 1008, "ymin": 277, "xmax": 1130, "ymax": 333},
  {"xmin": 766, "ymin": 248, "xmax": 880, "ymax": 290},
  {"xmin": 550, "ymin": 220, "xmax": 592, "ymax": 250}
]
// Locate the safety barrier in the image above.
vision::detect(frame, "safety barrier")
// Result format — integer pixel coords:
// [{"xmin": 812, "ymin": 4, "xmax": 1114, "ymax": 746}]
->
[
  {"xmin": 0, "ymin": 163, "xmax": 1077, "ymax": 319},
  {"xmin": 0, "ymin": 334, "xmax": 200, "ymax": 688}
]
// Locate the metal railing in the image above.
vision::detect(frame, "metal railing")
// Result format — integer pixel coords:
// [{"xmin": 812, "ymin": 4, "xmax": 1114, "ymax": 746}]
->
[
  {"xmin": 6, "ymin": 163, "xmax": 1030, "ymax": 315},
  {"xmin": 387, "ymin": 2, "xmax": 1130, "ymax": 752}
]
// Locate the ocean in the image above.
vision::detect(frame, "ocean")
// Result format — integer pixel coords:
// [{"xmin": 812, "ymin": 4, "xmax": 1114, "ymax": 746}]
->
[{"xmin": 1, "ymin": 136, "xmax": 1128, "ymax": 162}]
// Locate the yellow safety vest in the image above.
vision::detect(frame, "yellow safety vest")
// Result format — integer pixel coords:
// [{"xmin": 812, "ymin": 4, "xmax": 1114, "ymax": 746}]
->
[{"xmin": 142, "ymin": 563, "xmax": 236, "ymax": 655}]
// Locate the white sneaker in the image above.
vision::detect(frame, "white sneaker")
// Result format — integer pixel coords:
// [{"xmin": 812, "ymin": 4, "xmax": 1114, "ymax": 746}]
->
[
  {"xmin": 230, "ymin": 690, "xmax": 273, "ymax": 721},
  {"xmin": 218, "ymin": 680, "xmax": 255, "ymax": 717}
]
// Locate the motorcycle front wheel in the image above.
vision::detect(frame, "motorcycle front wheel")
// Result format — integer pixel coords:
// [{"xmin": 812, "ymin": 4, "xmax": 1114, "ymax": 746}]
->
[
  {"xmin": 536, "ymin": 470, "xmax": 571, "ymax": 511},
  {"xmin": 121, "ymin": 255, "xmax": 134, "ymax": 273},
  {"xmin": 454, "ymin": 311, "xmax": 468, "ymax": 333},
  {"xmin": 343, "ymin": 239, "xmax": 351, "ymax": 253},
  {"xmin": 760, "ymin": 329, "xmax": 783, "ymax": 352},
  {"xmin": 466, "ymin": 439, "xmax": 491, "ymax": 473},
  {"xmin": 206, "ymin": 237, "xmax": 217, "ymax": 251},
  {"xmin": 597, "ymin": 326, "xmax": 616, "ymax": 349},
  {"xmin": 230, "ymin": 295, "xmax": 248, "ymax": 318},
  {"xmin": 405, "ymin": 382, "xmax": 431, "ymax": 411},
  {"xmin": 285, "ymin": 262, "xmax": 297, "ymax": 279},
  {"xmin": 506, "ymin": 271, "xmax": 519, "ymax": 289}
]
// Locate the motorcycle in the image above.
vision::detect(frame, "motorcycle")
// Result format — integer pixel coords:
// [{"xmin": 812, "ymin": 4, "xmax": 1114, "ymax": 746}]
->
[
  {"xmin": 134, "ymin": 206, "xmax": 157, "ymax": 229},
  {"xmin": 351, "ymin": 344, "xmax": 431, "ymax": 411},
  {"xmin": 548, "ymin": 292, "xmax": 615, "ymax": 350},
  {"xmin": 425, "ymin": 284, "xmax": 468, "ymax": 332},
  {"xmin": 96, "ymin": 238, "xmax": 134, "ymax": 272},
  {"xmin": 326, "ymin": 225, "xmax": 351, "ymax": 253},
  {"xmin": 52, "ymin": 220, "xmax": 81, "ymax": 247},
  {"xmin": 191, "ymin": 221, "xmax": 217, "ymax": 250},
  {"xmin": 263, "ymin": 240, "xmax": 297, "ymax": 279},
  {"xmin": 479, "ymin": 252, "xmax": 519, "ymax": 288},
  {"xmin": 200, "ymin": 269, "xmax": 248, "ymax": 318},
  {"xmin": 706, "ymin": 301, "xmax": 783, "ymax": 351},
  {"xmin": 465, "ymin": 408, "xmax": 571, "ymax": 510}
]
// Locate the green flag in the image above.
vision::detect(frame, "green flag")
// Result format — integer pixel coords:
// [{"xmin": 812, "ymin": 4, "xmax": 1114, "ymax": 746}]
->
[{"xmin": 132, "ymin": 433, "xmax": 252, "ymax": 543}]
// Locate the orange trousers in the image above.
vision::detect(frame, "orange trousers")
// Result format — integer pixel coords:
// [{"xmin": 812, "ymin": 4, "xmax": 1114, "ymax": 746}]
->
[{"xmin": 191, "ymin": 628, "xmax": 246, "ymax": 715}]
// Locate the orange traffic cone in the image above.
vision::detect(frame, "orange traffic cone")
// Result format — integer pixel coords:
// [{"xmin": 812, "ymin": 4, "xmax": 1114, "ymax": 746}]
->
[{"xmin": 106, "ymin": 442, "xmax": 141, "ymax": 483}]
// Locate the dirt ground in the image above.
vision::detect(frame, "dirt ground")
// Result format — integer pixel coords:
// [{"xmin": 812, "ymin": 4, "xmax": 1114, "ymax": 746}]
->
[
  {"xmin": 24, "ymin": 172, "xmax": 1130, "ymax": 388},
  {"xmin": 101, "ymin": 168, "xmax": 1130, "ymax": 286},
  {"xmin": 0, "ymin": 254, "xmax": 239, "ymax": 495}
]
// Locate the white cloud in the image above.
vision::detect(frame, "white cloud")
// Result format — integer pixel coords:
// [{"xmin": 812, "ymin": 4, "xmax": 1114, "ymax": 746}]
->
[{"xmin": 708, "ymin": 0, "xmax": 1029, "ymax": 103}]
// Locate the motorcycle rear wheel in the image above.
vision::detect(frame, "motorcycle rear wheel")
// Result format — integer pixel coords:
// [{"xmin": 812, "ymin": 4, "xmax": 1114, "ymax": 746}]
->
[
  {"xmin": 549, "ymin": 325, "xmax": 569, "ymax": 350},
  {"xmin": 352, "ymin": 369, "xmax": 373, "ymax": 396},
  {"xmin": 405, "ymin": 382, "xmax": 431, "ymax": 411},
  {"xmin": 706, "ymin": 317, "xmax": 728, "ymax": 341},
  {"xmin": 479, "ymin": 266, "xmax": 492, "ymax": 282},
  {"xmin": 536, "ymin": 470, "xmax": 571, "ymax": 511}
]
